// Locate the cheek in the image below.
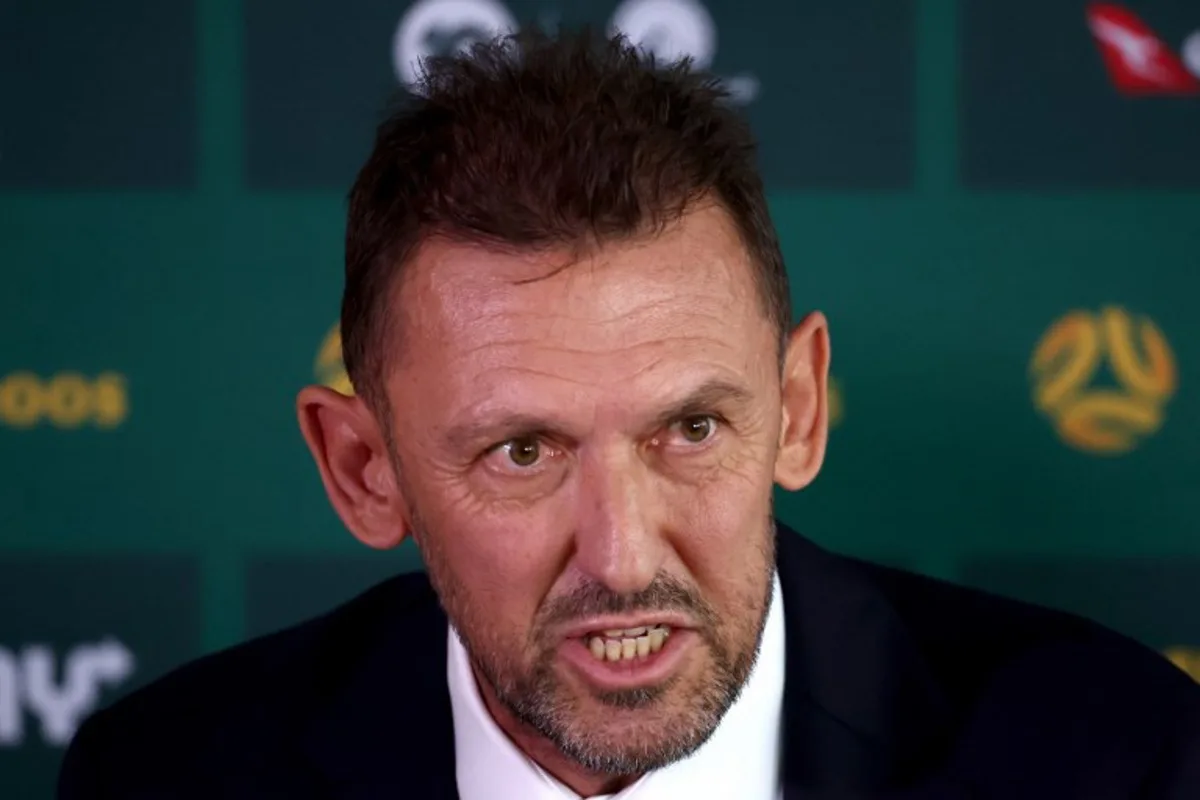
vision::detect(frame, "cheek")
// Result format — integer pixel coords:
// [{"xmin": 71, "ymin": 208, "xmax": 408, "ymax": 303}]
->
[
  {"xmin": 424, "ymin": 493, "xmax": 573, "ymax": 637},
  {"xmin": 663, "ymin": 454, "xmax": 775, "ymax": 594}
]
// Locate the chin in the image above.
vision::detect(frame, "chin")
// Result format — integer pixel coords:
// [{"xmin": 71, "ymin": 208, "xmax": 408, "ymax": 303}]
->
[
  {"xmin": 554, "ymin": 703, "xmax": 716, "ymax": 776},
  {"xmin": 570, "ymin": 673, "xmax": 711, "ymax": 733}
]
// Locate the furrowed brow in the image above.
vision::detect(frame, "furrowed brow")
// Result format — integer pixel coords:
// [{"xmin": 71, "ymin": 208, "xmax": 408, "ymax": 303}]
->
[
  {"xmin": 442, "ymin": 379, "xmax": 754, "ymax": 451},
  {"xmin": 647, "ymin": 379, "xmax": 755, "ymax": 431},
  {"xmin": 442, "ymin": 413, "xmax": 558, "ymax": 453}
]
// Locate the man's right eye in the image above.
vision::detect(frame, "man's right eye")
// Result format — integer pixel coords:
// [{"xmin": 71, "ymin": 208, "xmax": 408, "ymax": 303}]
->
[{"xmin": 481, "ymin": 435, "xmax": 561, "ymax": 476}]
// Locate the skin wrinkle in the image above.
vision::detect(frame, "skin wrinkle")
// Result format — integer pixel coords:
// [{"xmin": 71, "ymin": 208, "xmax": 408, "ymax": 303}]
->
[
  {"xmin": 429, "ymin": 315, "xmax": 740, "ymax": 378},
  {"xmin": 451, "ymin": 311, "xmax": 735, "ymax": 360},
  {"xmin": 417, "ymin": 236, "xmax": 747, "ymax": 346},
  {"xmin": 442, "ymin": 373, "xmax": 755, "ymax": 456},
  {"xmin": 434, "ymin": 359, "xmax": 754, "ymax": 463},
  {"xmin": 456, "ymin": 330, "xmax": 734, "ymax": 359},
  {"xmin": 298, "ymin": 202, "xmax": 829, "ymax": 796}
]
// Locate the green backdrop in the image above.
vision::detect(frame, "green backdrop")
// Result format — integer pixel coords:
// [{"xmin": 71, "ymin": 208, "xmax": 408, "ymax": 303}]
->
[{"xmin": 2, "ymin": 0, "xmax": 1199, "ymax": 795}]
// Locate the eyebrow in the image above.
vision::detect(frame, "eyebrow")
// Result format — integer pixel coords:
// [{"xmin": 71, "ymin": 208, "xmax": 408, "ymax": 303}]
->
[
  {"xmin": 646, "ymin": 378, "xmax": 755, "ymax": 432},
  {"xmin": 443, "ymin": 412, "xmax": 557, "ymax": 453},
  {"xmin": 442, "ymin": 378, "xmax": 755, "ymax": 453}
]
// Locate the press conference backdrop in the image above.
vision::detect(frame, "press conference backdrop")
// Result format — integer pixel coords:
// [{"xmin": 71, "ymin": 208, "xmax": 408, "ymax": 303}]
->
[{"xmin": 2, "ymin": 0, "xmax": 1199, "ymax": 794}]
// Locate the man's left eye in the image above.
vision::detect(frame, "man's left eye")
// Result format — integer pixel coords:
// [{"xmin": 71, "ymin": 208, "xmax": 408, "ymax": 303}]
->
[
  {"xmin": 673, "ymin": 415, "xmax": 718, "ymax": 444},
  {"xmin": 503, "ymin": 436, "xmax": 543, "ymax": 467}
]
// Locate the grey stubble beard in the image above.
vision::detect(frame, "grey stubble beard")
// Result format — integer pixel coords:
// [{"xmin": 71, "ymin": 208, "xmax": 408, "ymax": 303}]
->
[{"xmin": 408, "ymin": 466, "xmax": 778, "ymax": 775}]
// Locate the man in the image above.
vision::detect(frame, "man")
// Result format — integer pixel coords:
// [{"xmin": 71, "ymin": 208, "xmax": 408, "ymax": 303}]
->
[{"xmin": 60, "ymin": 29, "xmax": 1198, "ymax": 800}]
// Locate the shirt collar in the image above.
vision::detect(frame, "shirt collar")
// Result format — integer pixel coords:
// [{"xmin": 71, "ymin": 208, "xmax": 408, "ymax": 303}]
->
[{"xmin": 447, "ymin": 573, "xmax": 786, "ymax": 799}]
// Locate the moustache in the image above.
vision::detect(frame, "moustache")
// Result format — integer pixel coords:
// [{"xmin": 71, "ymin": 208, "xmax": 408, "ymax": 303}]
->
[{"xmin": 536, "ymin": 573, "xmax": 719, "ymax": 636}]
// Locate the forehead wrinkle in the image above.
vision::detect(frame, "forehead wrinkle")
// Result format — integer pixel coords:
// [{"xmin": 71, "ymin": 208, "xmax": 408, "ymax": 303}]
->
[
  {"xmin": 441, "ymin": 304, "xmax": 752, "ymax": 373},
  {"xmin": 450, "ymin": 350, "xmax": 751, "ymax": 436},
  {"xmin": 471, "ymin": 276, "xmax": 750, "ymax": 342},
  {"xmin": 413, "ymin": 201, "xmax": 760, "ymax": 310},
  {"xmin": 422, "ymin": 244, "xmax": 760, "ymax": 354},
  {"xmin": 463, "ymin": 290, "xmax": 680, "ymax": 336},
  {"xmin": 453, "ymin": 333, "xmax": 744, "ymax": 381},
  {"xmin": 544, "ymin": 247, "xmax": 753, "ymax": 325},
  {"xmin": 440, "ymin": 371, "xmax": 597, "ymax": 449},
  {"xmin": 559, "ymin": 272, "xmax": 743, "ymax": 330}
]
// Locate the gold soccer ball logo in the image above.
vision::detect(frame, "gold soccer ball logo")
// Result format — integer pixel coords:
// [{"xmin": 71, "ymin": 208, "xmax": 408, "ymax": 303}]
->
[
  {"xmin": 1164, "ymin": 646, "xmax": 1200, "ymax": 684},
  {"xmin": 828, "ymin": 377, "xmax": 843, "ymax": 430},
  {"xmin": 1030, "ymin": 307, "xmax": 1176, "ymax": 455},
  {"xmin": 314, "ymin": 324, "xmax": 354, "ymax": 396}
]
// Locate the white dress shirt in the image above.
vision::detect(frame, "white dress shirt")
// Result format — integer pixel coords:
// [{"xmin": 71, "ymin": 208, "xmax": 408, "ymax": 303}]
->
[{"xmin": 447, "ymin": 574, "xmax": 786, "ymax": 800}]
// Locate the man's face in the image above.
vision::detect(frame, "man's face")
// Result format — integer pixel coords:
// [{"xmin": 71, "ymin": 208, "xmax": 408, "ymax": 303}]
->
[{"xmin": 385, "ymin": 204, "xmax": 784, "ymax": 773}]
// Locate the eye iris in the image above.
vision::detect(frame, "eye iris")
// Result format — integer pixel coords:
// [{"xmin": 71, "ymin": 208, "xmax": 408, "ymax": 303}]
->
[
  {"xmin": 508, "ymin": 438, "xmax": 540, "ymax": 467},
  {"xmin": 682, "ymin": 417, "xmax": 711, "ymax": 442}
]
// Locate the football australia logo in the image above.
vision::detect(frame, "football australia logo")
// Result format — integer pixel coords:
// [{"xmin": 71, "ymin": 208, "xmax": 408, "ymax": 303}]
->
[
  {"xmin": 314, "ymin": 324, "xmax": 353, "ymax": 396},
  {"xmin": 1164, "ymin": 645, "xmax": 1200, "ymax": 684},
  {"xmin": 1029, "ymin": 307, "xmax": 1176, "ymax": 455},
  {"xmin": 828, "ymin": 377, "xmax": 843, "ymax": 429}
]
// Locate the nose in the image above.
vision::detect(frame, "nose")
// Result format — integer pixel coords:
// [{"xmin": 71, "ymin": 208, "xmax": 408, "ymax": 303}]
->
[{"xmin": 571, "ymin": 446, "xmax": 665, "ymax": 596}]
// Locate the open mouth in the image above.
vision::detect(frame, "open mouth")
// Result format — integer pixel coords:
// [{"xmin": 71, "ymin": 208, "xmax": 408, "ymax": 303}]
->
[
  {"xmin": 583, "ymin": 624, "xmax": 672, "ymax": 663},
  {"xmin": 560, "ymin": 621, "xmax": 694, "ymax": 691}
]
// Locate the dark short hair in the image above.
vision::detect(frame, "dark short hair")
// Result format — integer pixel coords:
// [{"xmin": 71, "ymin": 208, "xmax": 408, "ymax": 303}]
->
[{"xmin": 342, "ymin": 27, "xmax": 790, "ymax": 412}]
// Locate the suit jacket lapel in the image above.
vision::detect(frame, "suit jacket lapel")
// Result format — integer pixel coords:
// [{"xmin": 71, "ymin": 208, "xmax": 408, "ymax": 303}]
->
[
  {"xmin": 775, "ymin": 525, "xmax": 964, "ymax": 797},
  {"xmin": 301, "ymin": 577, "xmax": 459, "ymax": 799}
]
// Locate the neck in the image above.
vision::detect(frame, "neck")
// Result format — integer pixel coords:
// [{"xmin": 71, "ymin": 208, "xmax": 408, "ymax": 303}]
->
[{"xmin": 472, "ymin": 663, "xmax": 639, "ymax": 797}]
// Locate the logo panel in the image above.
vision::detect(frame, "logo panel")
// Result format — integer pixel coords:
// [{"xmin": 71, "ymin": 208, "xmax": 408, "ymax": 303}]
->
[
  {"xmin": 247, "ymin": 552, "xmax": 423, "ymax": 637},
  {"xmin": 963, "ymin": 0, "xmax": 1200, "ymax": 187},
  {"xmin": 0, "ymin": 556, "xmax": 201, "ymax": 796},
  {"xmin": 0, "ymin": 1, "xmax": 195, "ymax": 188},
  {"xmin": 961, "ymin": 557, "xmax": 1200, "ymax": 683}
]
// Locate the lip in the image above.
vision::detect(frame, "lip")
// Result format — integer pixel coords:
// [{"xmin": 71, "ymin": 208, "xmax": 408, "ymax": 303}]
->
[
  {"xmin": 559, "ymin": 628, "xmax": 697, "ymax": 692},
  {"xmin": 559, "ymin": 613, "xmax": 695, "ymax": 640}
]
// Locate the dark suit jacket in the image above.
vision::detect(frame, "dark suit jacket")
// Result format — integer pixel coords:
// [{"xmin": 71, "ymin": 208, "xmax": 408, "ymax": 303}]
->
[{"xmin": 58, "ymin": 523, "xmax": 1200, "ymax": 798}]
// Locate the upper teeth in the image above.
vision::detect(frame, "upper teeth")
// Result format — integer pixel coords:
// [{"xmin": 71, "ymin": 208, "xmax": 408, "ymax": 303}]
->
[
  {"xmin": 603, "ymin": 627, "xmax": 647, "ymax": 638},
  {"xmin": 586, "ymin": 624, "xmax": 671, "ymax": 662}
]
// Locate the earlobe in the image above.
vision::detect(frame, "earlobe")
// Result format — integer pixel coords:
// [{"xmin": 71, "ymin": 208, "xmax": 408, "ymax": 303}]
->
[
  {"xmin": 296, "ymin": 385, "xmax": 410, "ymax": 549},
  {"xmin": 774, "ymin": 312, "xmax": 831, "ymax": 491}
]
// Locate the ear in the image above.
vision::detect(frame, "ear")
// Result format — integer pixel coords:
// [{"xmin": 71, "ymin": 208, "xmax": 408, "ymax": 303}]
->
[
  {"xmin": 774, "ymin": 311, "xmax": 831, "ymax": 491},
  {"xmin": 296, "ymin": 385, "xmax": 410, "ymax": 549}
]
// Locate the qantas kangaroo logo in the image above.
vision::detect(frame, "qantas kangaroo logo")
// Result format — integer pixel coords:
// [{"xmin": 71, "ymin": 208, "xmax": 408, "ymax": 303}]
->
[{"xmin": 1086, "ymin": 3, "xmax": 1200, "ymax": 95}]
